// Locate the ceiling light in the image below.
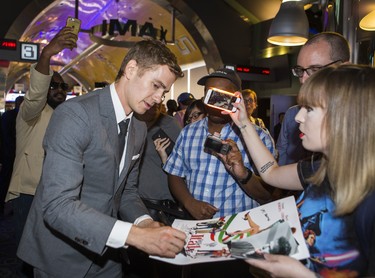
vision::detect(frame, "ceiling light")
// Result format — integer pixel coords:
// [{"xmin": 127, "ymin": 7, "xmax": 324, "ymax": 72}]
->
[
  {"xmin": 360, "ymin": 10, "xmax": 375, "ymax": 31},
  {"xmin": 267, "ymin": 0, "xmax": 309, "ymax": 46}
]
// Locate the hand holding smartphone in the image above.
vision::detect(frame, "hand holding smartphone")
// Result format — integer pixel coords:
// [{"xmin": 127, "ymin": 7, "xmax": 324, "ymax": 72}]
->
[
  {"xmin": 151, "ymin": 128, "xmax": 175, "ymax": 156},
  {"xmin": 65, "ymin": 17, "xmax": 81, "ymax": 44},
  {"xmin": 204, "ymin": 88, "xmax": 241, "ymax": 113}
]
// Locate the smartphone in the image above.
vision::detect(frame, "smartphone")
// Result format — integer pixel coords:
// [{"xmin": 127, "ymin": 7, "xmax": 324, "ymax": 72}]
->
[
  {"xmin": 203, "ymin": 88, "xmax": 241, "ymax": 113},
  {"xmin": 151, "ymin": 128, "xmax": 175, "ymax": 156},
  {"xmin": 204, "ymin": 135, "xmax": 231, "ymax": 155},
  {"xmin": 66, "ymin": 17, "xmax": 81, "ymax": 36}
]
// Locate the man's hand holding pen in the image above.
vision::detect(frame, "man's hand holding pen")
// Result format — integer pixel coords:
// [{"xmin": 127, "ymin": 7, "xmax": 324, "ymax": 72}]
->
[{"xmin": 126, "ymin": 222, "xmax": 186, "ymax": 258}]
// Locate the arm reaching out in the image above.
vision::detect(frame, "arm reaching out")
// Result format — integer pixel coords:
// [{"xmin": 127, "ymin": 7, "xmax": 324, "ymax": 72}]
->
[
  {"xmin": 223, "ymin": 93, "xmax": 303, "ymax": 191},
  {"xmin": 36, "ymin": 27, "xmax": 78, "ymax": 75}
]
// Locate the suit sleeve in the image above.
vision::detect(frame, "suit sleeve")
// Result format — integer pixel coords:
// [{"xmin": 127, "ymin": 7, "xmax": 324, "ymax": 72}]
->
[{"xmin": 40, "ymin": 102, "xmax": 117, "ymax": 255}]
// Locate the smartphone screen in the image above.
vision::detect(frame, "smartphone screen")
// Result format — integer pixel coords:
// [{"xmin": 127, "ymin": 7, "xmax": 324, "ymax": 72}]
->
[
  {"xmin": 66, "ymin": 17, "xmax": 81, "ymax": 35},
  {"xmin": 204, "ymin": 88, "xmax": 240, "ymax": 112},
  {"xmin": 151, "ymin": 128, "xmax": 175, "ymax": 156}
]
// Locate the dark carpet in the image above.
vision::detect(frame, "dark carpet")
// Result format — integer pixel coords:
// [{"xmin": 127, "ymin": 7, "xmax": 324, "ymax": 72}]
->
[{"xmin": 0, "ymin": 202, "xmax": 18, "ymax": 277}]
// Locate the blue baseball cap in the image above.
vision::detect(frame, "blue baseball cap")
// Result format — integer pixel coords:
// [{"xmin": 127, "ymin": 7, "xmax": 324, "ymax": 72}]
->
[{"xmin": 177, "ymin": 92, "xmax": 195, "ymax": 104}]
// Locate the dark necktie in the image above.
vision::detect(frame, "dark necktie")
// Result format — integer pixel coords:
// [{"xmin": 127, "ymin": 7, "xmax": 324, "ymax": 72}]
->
[{"xmin": 118, "ymin": 119, "xmax": 129, "ymax": 159}]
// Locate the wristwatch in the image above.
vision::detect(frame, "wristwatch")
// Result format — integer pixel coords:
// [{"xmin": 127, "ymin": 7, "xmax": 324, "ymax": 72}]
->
[{"xmin": 238, "ymin": 167, "xmax": 253, "ymax": 184}]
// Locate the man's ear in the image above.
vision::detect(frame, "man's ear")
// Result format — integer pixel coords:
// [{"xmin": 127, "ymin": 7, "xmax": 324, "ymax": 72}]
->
[{"xmin": 124, "ymin": 60, "xmax": 138, "ymax": 79}]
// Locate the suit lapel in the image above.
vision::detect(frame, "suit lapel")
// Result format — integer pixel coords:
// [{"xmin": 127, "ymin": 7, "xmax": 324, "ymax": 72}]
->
[
  {"xmin": 98, "ymin": 87, "xmax": 122, "ymax": 169},
  {"xmin": 97, "ymin": 87, "xmax": 134, "ymax": 213}
]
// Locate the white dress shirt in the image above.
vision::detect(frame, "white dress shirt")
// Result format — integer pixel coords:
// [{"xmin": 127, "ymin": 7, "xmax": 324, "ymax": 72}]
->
[{"xmin": 106, "ymin": 83, "xmax": 151, "ymax": 248}]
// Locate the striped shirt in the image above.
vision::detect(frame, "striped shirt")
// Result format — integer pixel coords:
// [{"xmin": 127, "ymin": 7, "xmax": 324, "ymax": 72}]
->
[{"xmin": 163, "ymin": 117, "xmax": 276, "ymax": 217}]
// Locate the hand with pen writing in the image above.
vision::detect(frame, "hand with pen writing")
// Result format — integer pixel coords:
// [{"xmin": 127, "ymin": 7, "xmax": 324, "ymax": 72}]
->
[{"xmin": 126, "ymin": 221, "xmax": 186, "ymax": 258}]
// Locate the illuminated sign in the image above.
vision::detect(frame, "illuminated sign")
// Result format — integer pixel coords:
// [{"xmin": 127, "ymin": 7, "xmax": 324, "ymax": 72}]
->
[
  {"xmin": 0, "ymin": 40, "xmax": 39, "ymax": 62},
  {"xmin": 225, "ymin": 64, "xmax": 275, "ymax": 82},
  {"xmin": 89, "ymin": 19, "xmax": 168, "ymax": 47},
  {"xmin": 101, "ymin": 19, "xmax": 167, "ymax": 40},
  {"xmin": 20, "ymin": 42, "xmax": 39, "ymax": 61},
  {"xmin": 0, "ymin": 39, "xmax": 17, "ymax": 50},
  {"xmin": 235, "ymin": 65, "xmax": 271, "ymax": 75}
]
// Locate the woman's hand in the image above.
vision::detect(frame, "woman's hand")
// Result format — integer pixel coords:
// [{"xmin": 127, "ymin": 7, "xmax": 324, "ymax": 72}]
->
[
  {"xmin": 221, "ymin": 91, "xmax": 251, "ymax": 129},
  {"xmin": 153, "ymin": 137, "xmax": 170, "ymax": 164},
  {"xmin": 246, "ymin": 253, "xmax": 316, "ymax": 278}
]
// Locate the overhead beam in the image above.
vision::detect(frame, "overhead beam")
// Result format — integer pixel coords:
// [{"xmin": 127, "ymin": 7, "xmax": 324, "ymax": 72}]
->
[{"xmin": 224, "ymin": 0, "xmax": 261, "ymax": 24}]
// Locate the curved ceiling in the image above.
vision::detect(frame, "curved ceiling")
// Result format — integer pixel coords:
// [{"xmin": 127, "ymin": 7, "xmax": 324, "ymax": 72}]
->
[
  {"xmin": 4, "ymin": 0, "xmax": 294, "ymax": 95},
  {"xmin": 0, "ymin": 0, "xmax": 316, "ymax": 93},
  {"xmin": 2, "ymin": 0, "xmax": 371, "ymax": 99},
  {"xmin": 5, "ymin": 0, "xmax": 211, "ymax": 92}
]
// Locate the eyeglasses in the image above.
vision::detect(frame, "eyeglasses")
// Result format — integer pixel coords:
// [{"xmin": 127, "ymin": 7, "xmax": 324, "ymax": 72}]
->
[
  {"xmin": 50, "ymin": 81, "xmax": 69, "ymax": 91},
  {"xmin": 291, "ymin": 60, "xmax": 342, "ymax": 78},
  {"xmin": 186, "ymin": 111, "xmax": 203, "ymax": 124}
]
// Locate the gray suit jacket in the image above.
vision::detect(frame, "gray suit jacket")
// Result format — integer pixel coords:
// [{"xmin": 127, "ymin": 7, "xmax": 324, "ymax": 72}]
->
[{"xmin": 17, "ymin": 87, "xmax": 148, "ymax": 277}]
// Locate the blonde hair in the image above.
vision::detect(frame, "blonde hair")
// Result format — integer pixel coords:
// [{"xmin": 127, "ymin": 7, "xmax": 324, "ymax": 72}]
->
[{"xmin": 298, "ymin": 64, "xmax": 375, "ymax": 215}]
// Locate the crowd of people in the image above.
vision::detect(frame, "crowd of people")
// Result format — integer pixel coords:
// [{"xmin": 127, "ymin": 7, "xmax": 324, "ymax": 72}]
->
[{"xmin": 0, "ymin": 23, "xmax": 373, "ymax": 278}]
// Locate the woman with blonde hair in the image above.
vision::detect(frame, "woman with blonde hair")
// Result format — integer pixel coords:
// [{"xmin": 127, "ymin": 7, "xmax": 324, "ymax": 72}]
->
[{"xmin": 223, "ymin": 64, "xmax": 375, "ymax": 277}]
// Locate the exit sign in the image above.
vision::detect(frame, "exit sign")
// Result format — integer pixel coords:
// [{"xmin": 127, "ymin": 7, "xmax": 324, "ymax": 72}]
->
[{"xmin": 0, "ymin": 39, "xmax": 17, "ymax": 50}]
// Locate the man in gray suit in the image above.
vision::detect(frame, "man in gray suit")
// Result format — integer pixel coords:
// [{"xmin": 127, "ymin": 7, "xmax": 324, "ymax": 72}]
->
[{"xmin": 17, "ymin": 39, "xmax": 186, "ymax": 277}]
